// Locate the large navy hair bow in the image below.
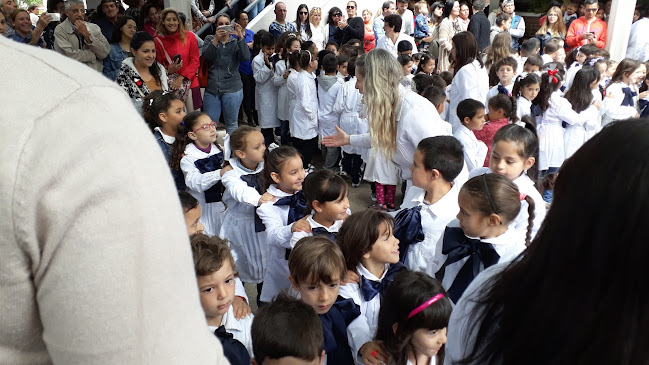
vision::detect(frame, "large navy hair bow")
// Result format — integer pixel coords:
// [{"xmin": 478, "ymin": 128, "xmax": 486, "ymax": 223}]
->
[{"xmin": 393, "ymin": 206, "xmax": 425, "ymax": 264}]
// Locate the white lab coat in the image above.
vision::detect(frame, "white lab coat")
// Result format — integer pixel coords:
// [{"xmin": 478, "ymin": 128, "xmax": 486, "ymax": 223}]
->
[
  {"xmin": 252, "ymin": 52, "xmax": 280, "ymax": 128},
  {"xmin": 538, "ymin": 91, "xmax": 587, "ymax": 170},
  {"xmin": 334, "ymin": 77, "xmax": 368, "ymax": 155},
  {"xmin": 317, "ymin": 75, "xmax": 343, "ymax": 137},
  {"xmin": 375, "ymin": 33, "xmax": 417, "ymax": 58},
  {"xmin": 273, "ymin": 58, "xmax": 290, "ymax": 121},
  {"xmin": 286, "ymin": 68, "xmax": 300, "ymax": 128},
  {"xmin": 564, "ymin": 104, "xmax": 600, "ymax": 158},
  {"xmin": 626, "ymin": 17, "xmax": 649, "ymax": 62},
  {"xmin": 449, "ymin": 60, "xmax": 489, "ymax": 132},
  {"xmin": 454, "ymin": 125, "xmax": 489, "ymax": 172},
  {"xmin": 291, "ymin": 70, "xmax": 318, "ymax": 140},
  {"xmin": 515, "ymin": 95, "xmax": 533, "ymax": 121}
]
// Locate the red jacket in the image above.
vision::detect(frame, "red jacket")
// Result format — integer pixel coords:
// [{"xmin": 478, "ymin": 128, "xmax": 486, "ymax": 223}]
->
[
  {"xmin": 154, "ymin": 31, "xmax": 200, "ymax": 88},
  {"xmin": 566, "ymin": 16, "xmax": 607, "ymax": 50}
]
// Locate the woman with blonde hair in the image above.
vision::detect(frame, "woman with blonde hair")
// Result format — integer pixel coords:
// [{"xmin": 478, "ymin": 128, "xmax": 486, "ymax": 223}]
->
[
  {"xmin": 154, "ymin": 8, "xmax": 200, "ymax": 104},
  {"xmin": 322, "ymin": 49, "xmax": 452, "ymax": 199},
  {"xmin": 309, "ymin": 6, "xmax": 326, "ymax": 51},
  {"xmin": 536, "ymin": 6, "xmax": 566, "ymax": 50}
]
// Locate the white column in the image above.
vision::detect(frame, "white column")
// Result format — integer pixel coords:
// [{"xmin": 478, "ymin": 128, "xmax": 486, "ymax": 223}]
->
[
  {"xmin": 164, "ymin": 0, "xmax": 191, "ymax": 25},
  {"xmin": 606, "ymin": 0, "xmax": 636, "ymax": 61}
]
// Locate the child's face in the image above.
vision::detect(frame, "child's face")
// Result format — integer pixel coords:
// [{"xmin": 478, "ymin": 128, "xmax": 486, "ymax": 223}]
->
[
  {"xmin": 326, "ymin": 45, "xmax": 338, "ymax": 54},
  {"xmin": 197, "ymin": 260, "xmax": 236, "ymax": 324},
  {"xmin": 419, "ymin": 5, "xmax": 428, "ymax": 15},
  {"xmin": 189, "ymin": 115, "xmax": 217, "ymax": 147},
  {"xmin": 523, "ymin": 63, "xmax": 540, "ymax": 73},
  {"xmin": 236, "ymin": 130, "xmax": 267, "ymax": 164},
  {"xmin": 272, "ymin": 155, "xmax": 306, "ymax": 193},
  {"xmin": 463, "ymin": 108, "xmax": 486, "ymax": 131},
  {"xmin": 289, "ymin": 40, "xmax": 301, "ymax": 53},
  {"xmin": 567, "ymin": 4, "xmax": 577, "ymax": 15},
  {"xmin": 520, "ymin": 82, "xmax": 540, "ymax": 101},
  {"xmin": 503, "ymin": 18, "xmax": 512, "ymax": 29},
  {"xmin": 262, "ymin": 45, "xmax": 275, "ymax": 57},
  {"xmin": 606, "ymin": 62, "xmax": 617, "ymax": 77},
  {"xmin": 0, "ymin": 13, "xmax": 6, "ymax": 35},
  {"xmin": 402, "ymin": 61, "xmax": 413, "ymax": 76},
  {"xmin": 398, "ymin": 49, "xmax": 413, "ymax": 57},
  {"xmin": 576, "ymin": 50, "xmax": 587, "ymax": 65},
  {"xmin": 291, "ymin": 277, "xmax": 341, "ymax": 315},
  {"xmin": 497, "ymin": 65, "xmax": 514, "ymax": 85},
  {"xmin": 596, "ymin": 63, "xmax": 607, "ymax": 81},
  {"xmin": 161, "ymin": 99, "xmax": 186, "ymax": 130},
  {"xmin": 489, "ymin": 140, "xmax": 534, "ymax": 181},
  {"xmin": 363, "ymin": 222, "xmax": 400, "ymax": 265},
  {"xmin": 421, "ymin": 59, "xmax": 435, "ymax": 75},
  {"xmin": 316, "ymin": 193, "xmax": 350, "ymax": 222},
  {"xmin": 635, "ymin": 64, "xmax": 647, "ymax": 85},
  {"xmin": 338, "ymin": 61, "xmax": 349, "ymax": 76},
  {"xmin": 184, "ymin": 206, "xmax": 204, "ymax": 235},
  {"xmin": 410, "ymin": 148, "xmax": 433, "ymax": 190},
  {"xmin": 457, "ymin": 189, "xmax": 495, "ymax": 238},
  {"xmin": 552, "ymin": 48, "xmax": 566, "ymax": 63},
  {"xmin": 487, "ymin": 107, "xmax": 506, "ymax": 121},
  {"xmin": 410, "ymin": 327, "xmax": 447, "ymax": 358}
]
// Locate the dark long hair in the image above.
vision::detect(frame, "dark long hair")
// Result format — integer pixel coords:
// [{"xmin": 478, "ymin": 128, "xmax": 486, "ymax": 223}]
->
[
  {"xmin": 451, "ymin": 32, "xmax": 483, "ymax": 76},
  {"xmin": 327, "ymin": 6, "xmax": 342, "ymax": 25},
  {"xmin": 111, "ymin": 15, "xmax": 136, "ymax": 44},
  {"xmin": 458, "ymin": 119, "xmax": 649, "ymax": 365},
  {"xmin": 564, "ymin": 67, "xmax": 598, "ymax": 113},
  {"xmin": 169, "ymin": 111, "xmax": 209, "ymax": 170},
  {"xmin": 129, "ymin": 31, "xmax": 162, "ymax": 86},
  {"xmin": 294, "ymin": 4, "xmax": 312, "ymax": 38},
  {"xmin": 533, "ymin": 69, "xmax": 562, "ymax": 112}
]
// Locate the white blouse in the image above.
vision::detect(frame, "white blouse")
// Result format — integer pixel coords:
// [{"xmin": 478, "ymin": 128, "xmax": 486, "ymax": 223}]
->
[
  {"xmin": 291, "ymin": 70, "xmax": 318, "ymax": 140},
  {"xmin": 454, "ymin": 124, "xmax": 488, "ymax": 172}
]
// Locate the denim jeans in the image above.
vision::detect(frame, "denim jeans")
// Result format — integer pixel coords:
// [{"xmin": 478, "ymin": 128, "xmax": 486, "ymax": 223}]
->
[{"xmin": 203, "ymin": 89, "xmax": 243, "ymax": 135}]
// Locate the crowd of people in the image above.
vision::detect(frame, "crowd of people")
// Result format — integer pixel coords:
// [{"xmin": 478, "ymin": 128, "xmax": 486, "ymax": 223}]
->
[{"xmin": 3, "ymin": 0, "xmax": 649, "ymax": 364}]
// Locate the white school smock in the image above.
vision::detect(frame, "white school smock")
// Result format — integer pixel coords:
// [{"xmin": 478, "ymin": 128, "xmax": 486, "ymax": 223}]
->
[
  {"xmin": 257, "ymin": 185, "xmax": 299, "ymax": 302},
  {"xmin": 516, "ymin": 95, "xmax": 532, "ymax": 121},
  {"xmin": 317, "ymin": 75, "xmax": 343, "ymax": 137},
  {"xmin": 289, "ymin": 215, "xmax": 345, "ymax": 246},
  {"xmin": 220, "ymin": 159, "xmax": 268, "ymax": 283},
  {"xmin": 363, "ymin": 148, "xmax": 401, "ymax": 185},
  {"xmin": 399, "ymin": 186, "xmax": 460, "ymax": 273},
  {"xmin": 208, "ymin": 305, "xmax": 255, "ymax": 358},
  {"xmin": 538, "ymin": 91, "xmax": 587, "ymax": 171},
  {"xmin": 469, "ymin": 167, "xmax": 546, "ymax": 243},
  {"xmin": 426, "ymin": 219, "xmax": 526, "ymax": 293},
  {"xmin": 375, "ymin": 33, "xmax": 417, "ymax": 58},
  {"xmin": 339, "ymin": 263, "xmax": 392, "ymax": 363},
  {"xmin": 334, "ymin": 76, "xmax": 368, "ymax": 155},
  {"xmin": 485, "ymin": 82, "xmax": 514, "ymax": 113},
  {"xmin": 286, "ymin": 69, "xmax": 300, "ymax": 127},
  {"xmin": 564, "ymin": 104, "xmax": 600, "ymax": 159},
  {"xmin": 252, "ymin": 52, "xmax": 280, "ymax": 128},
  {"xmin": 454, "ymin": 125, "xmax": 488, "ymax": 172},
  {"xmin": 273, "ymin": 59, "xmax": 290, "ymax": 121},
  {"xmin": 563, "ymin": 62, "xmax": 582, "ymax": 91},
  {"xmin": 449, "ymin": 59, "xmax": 490, "ymax": 133},
  {"xmin": 291, "ymin": 70, "xmax": 319, "ymax": 140},
  {"xmin": 180, "ymin": 143, "xmax": 226, "ymax": 236},
  {"xmin": 626, "ymin": 17, "xmax": 649, "ymax": 61},
  {"xmin": 602, "ymin": 82, "xmax": 639, "ymax": 126}
]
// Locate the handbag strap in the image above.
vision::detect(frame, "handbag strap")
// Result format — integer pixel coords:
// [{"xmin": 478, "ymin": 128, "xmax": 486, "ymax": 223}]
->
[{"xmin": 154, "ymin": 37, "xmax": 173, "ymax": 65}]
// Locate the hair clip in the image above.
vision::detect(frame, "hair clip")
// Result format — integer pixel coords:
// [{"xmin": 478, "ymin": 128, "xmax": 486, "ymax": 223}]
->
[
  {"xmin": 149, "ymin": 98, "xmax": 154, "ymax": 106},
  {"xmin": 519, "ymin": 193, "xmax": 527, "ymax": 201},
  {"xmin": 587, "ymin": 57, "xmax": 604, "ymax": 67},
  {"xmin": 408, "ymin": 294, "xmax": 444, "ymax": 319},
  {"xmin": 547, "ymin": 69, "xmax": 559, "ymax": 84}
]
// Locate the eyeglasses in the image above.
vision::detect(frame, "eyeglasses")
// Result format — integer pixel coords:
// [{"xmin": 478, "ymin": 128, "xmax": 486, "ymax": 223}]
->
[
  {"xmin": 299, "ymin": 11, "xmax": 308, "ymax": 15},
  {"xmin": 347, "ymin": 5, "xmax": 355, "ymax": 9},
  {"xmin": 192, "ymin": 121, "xmax": 217, "ymax": 132}
]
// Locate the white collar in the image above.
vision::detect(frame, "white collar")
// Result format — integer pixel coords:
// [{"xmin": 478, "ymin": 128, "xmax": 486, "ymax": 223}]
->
[
  {"xmin": 155, "ymin": 127, "xmax": 175, "ymax": 144},
  {"xmin": 228, "ymin": 157, "xmax": 264, "ymax": 174},
  {"xmin": 267, "ymin": 184, "xmax": 296, "ymax": 197},
  {"xmin": 457, "ymin": 124, "xmax": 478, "ymax": 140},
  {"xmin": 421, "ymin": 185, "xmax": 459, "ymax": 218},
  {"xmin": 357, "ymin": 263, "xmax": 389, "ymax": 281},
  {"xmin": 207, "ymin": 306, "xmax": 249, "ymax": 334},
  {"xmin": 307, "ymin": 215, "xmax": 345, "ymax": 230}
]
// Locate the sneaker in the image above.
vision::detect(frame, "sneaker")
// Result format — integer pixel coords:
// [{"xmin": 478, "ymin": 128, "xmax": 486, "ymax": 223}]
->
[
  {"xmin": 370, "ymin": 203, "xmax": 387, "ymax": 211},
  {"xmin": 370, "ymin": 193, "xmax": 377, "ymax": 202},
  {"xmin": 386, "ymin": 203, "xmax": 396, "ymax": 212},
  {"xmin": 338, "ymin": 170, "xmax": 348, "ymax": 177},
  {"xmin": 351, "ymin": 181, "xmax": 361, "ymax": 188}
]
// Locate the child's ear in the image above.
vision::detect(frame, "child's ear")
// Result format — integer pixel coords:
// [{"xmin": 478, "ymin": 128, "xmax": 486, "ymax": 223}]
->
[
  {"xmin": 392, "ymin": 322, "xmax": 399, "ymax": 334},
  {"xmin": 288, "ymin": 275, "xmax": 299, "ymax": 291},
  {"xmin": 312, "ymin": 200, "xmax": 322, "ymax": 213},
  {"xmin": 235, "ymin": 149, "xmax": 246, "ymax": 159},
  {"xmin": 188, "ymin": 131, "xmax": 197, "ymax": 141},
  {"xmin": 463, "ymin": 116, "xmax": 471, "ymax": 125},
  {"xmin": 319, "ymin": 350, "xmax": 326, "ymax": 365},
  {"xmin": 429, "ymin": 168, "xmax": 441, "ymax": 182},
  {"xmin": 488, "ymin": 213, "xmax": 503, "ymax": 227},
  {"xmin": 270, "ymin": 171, "xmax": 281, "ymax": 184},
  {"xmin": 436, "ymin": 103, "xmax": 445, "ymax": 115},
  {"xmin": 362, "ymin": 250, "xmax": 372, "ymax": 260},
  {"xmin": 523, "ymin": 156, "xmax": 536, "ymax": 171},
  {"xmin": 158, "ymin": 112, "xmax": 167, "ymax": 123}
]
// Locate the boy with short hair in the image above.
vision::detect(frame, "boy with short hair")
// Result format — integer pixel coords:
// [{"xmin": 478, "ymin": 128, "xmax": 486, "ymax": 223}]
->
[
  {"xmin": 395, "ymin": 136, "xmax": 464, "ymax": 272},
  {"xmin": 486, "ymin": 56, "xmax": 518, "ymax": 110},
  {"xmin": 318, "ymin": 54, "xmax": 344, "ymax": 172},
  {"xmin": 252, "ymin": 30, "xmax": 279, "ymax": 145},
  {"xmin": 251, "ymin": 293, "xmax": 325, "ymax": 365},
  {"xmin": 453, "ymin": 99, "xmax": 488, "ymax": 171},
  {"xmin": 397, "ymin": 39, "xmax": 413, "ymax": 56},
  {"xmin": 191, "ymin": 233, "xmax": 254, "ymax": 365},
  {"xmin": 516, "ymin": 38, "xmax": 540, "ymax": 74},
  {"xmin": 288, "ymin": 237, "xmax": 360, "ymax": 365},
  {"xmin": 474, "ymin": 94, "xmax": 514, "ymax": 167},
  {"xmin": 523, "ymin": 54, "xmax": 543, "ymax": 73},
  {"xmin": 336, "ymin": 53, "xmax": 350, "ymax": 81},
  {"xmin": 421, "ymin": 86, "xmax": 446, "ymax": 117}
]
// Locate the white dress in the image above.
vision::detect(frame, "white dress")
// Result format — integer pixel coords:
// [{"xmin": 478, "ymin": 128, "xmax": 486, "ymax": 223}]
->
[
  {"xmin": 537, "ymin": 91, "xmax": 586, "ymax": 170},
  {"xmin": 219, "ymin": 159, "xmax": 268, "ymax": 283},
  {"xmin": 563, "ymin": 104, "xmax": 600, "ymax": 158},
  {"xmin": 602, "ymin": 82, "xmax": 639, "ymax": 126},
  {"xmin": 454, "ymin": 125, "xmax": 488, "ymax": 172},
  {"xmin": 309, "ymin": 23, "xmax": 327, "ymax": 51},
  {"xmin": 180, "ymin": 143, "xmax": 226, "ymax": 236},
  {"xmin": 449, "ymin": 60, "xmax": 490, "ymax": 132},
  {"xmin": 334, "ymin": 76, "xmax": 368, "ymax": 155},
  {"xmin": 252, "ymin": 52, "xmax": 280, "ymax": 128}
]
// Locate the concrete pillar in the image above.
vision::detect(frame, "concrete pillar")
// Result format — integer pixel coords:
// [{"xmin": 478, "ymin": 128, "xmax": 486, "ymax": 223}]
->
[
  {"xmin": 164, "ymin": 0, "xmax": 191, "ymax": 27},
  {"xmin": 606, "ymin": 0, "xmax": 636, "ymax": 61}
]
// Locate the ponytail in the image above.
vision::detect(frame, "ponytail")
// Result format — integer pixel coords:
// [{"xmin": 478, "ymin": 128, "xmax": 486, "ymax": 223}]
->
[
  {"xmin": 141, "ymin": 90, "xmax": 181, "ymax": 132},
  {"xmin": 523, "ymin": 194, "xmax": 535, "ymax": 246},
  {"xmin": 169, "ymin": 123, "xmax": 192, "ymax": 170}
]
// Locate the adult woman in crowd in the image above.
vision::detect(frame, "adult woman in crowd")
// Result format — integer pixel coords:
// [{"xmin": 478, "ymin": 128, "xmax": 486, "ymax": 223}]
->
[
  {"xmin": 535, "ymin": 6, "xmax": 566, "ymax": 51},
  {"xmin": 237, "ymin": 11, "xmax": 257, "ymax": 127},
  {"xmin": 446, "ymin": 119, "xmax": 649, "ymax": 365},
  {"xmin": 103, "ymin": 15, "xmax": 137, "ymax": 80},
  {"xmin": 8, "ymin": 8, "xmax": 50, "ymax": 47},
  {"xmin": 154, "ymin": 8, "xmax": 199, "ymax": 104},
  {"xmin": 309, "ymin": 6, "xmax": 326, "ymax": 50},
  {"xmin": 427, "ymin": 1, "xmax": 444, "ymax": 64},
  {"xmin": 322, "ymin": 49, "xmax": 451, "ymax": 196},
  {"xmin": 201, "ymin": 14, "xmax": 250, "ymax": 135},
  {"xmin": 324, "ymin": 7, "xmax": 343, "ymax": 44},
  {"xmin": 438, "ymin": 0, "xmax": 461, "ymax": 72},
  {"xmin": 336, "ymin": 0, "xmax": 364, "ymax": 46},
  {"xmin": 448, "ymin": 31, "xmax": 489, "ymax": 132},
  {"xmin": 292, "ymin": 4, "xmax": 311, "ymax": 41},
  {"xmin": 116, "ymin": 31, "xmax": 168, "ymax": 110},
  {"xmin": 140, "ymin": 2, "xmax": 160, "ymax": 37},
  {"xmin": 458, "ymin": 1, "xmax": 470, "ymax": 31},
  {"xmin": 362, "ymin": 8, "xmax": 375, "ymax": 53}
]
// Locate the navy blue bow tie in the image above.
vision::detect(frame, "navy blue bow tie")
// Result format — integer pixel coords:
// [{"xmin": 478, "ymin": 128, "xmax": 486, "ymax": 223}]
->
[
  {"xmin": 214, "ymin": 325, "xmax": 251, "ymax": 365},
  {"xmin": 621, "ymin": 87, "xmax": 638, "ymax": 107},
  {"xmin": 320, "ymin": 297, "xmax": 361, "ymax": 365},
  {"xmin": 530, "ymin": 104, "xmax": 543, "ymax": 117},
  {"xmin": 360, "ymin": 262, "xmax": 406, "ymax": 302},
  {"xmin": 274, "ymin": 191, "xmax": 307, "ymax": 225},
  {"xmin": 435, "ymin": 227, "xmax": 500, "ymax": 303},
  {"xmin": 393, "ymin": 206, "xmax": 425, "ymax": 264},
  {"xmin": 497, "ymin": 84, "xmax": 511, "ymax": 96},
  {"xmin": 240, "ymin": 172, "xmax": 267, "ymax": 232},
  {"xmin": 311, "ymin": 227, "xmax": 338, "ymax": 242},
  {"xmin": 194, "ymin": 153, "xmax": 224, "ymax": 203}
]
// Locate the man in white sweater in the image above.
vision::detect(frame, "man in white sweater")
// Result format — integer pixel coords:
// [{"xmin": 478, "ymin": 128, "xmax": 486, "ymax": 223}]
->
[{"xmin": 0, "ymin": 37, "xmax": 228, "ymax": 364}]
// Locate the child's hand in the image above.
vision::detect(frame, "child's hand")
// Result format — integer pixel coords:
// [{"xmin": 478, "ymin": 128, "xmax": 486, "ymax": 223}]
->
[
  {"xmin": 291, "ymin": 215, "xmax": 312, "ymax": 233},
  {"xmin": 592, "ymin": 100, "xmax": 602, "ymax": 110},
  {"xmin": 258, "ymin": 192, "xmax": 275, "ymax": 206},
  {"xmin": 219, "ymin": 165, "xmax": 233, "ymax": 176},
  {"xmin": 232, "ymin": 296, "xmax": 251, "ymax": 319},
  {"xmin": 360, "ymin": 341, "xmax": 388, "ymax": 365},
  {"xmin": 342, "ymin": 269, "xmax": 360, "ymax": 284}
]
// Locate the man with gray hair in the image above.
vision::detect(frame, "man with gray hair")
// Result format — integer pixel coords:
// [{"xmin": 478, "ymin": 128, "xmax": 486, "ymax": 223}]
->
[
  {"xmin": 54, "ymin": 0, "xmax": 110, "ymax": 72},
  {"xmin": 373, "ymin": 1, "xmax": 395, "ymax": 46},
  {"xmin": 468, "ymin": 0, "xmax": 490, "ymax": 52}
]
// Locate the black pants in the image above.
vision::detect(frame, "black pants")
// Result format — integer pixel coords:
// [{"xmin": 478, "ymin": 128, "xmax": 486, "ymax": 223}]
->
[
  {"xmin": 240, "ymin": 71, "xmax": 256, "ymax": 124},
  {"xmin": 261, "ymin": 128, "xmax": 275, "ymax": 146},
  {"xmin": 292, "ymin": 136, "xmax": 318, "ymax": 168},
  {"xmin": 342, "ymin": 152, "xmax": 363, "ymax": 184}
]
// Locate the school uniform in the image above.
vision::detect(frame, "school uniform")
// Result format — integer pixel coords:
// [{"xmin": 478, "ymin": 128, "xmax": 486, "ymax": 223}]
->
[
  {"xmin": 180, "ymin": 143, "xmax": 226, "ymax": 236},
  {"xmin": 538, "ymin": 91, "xmax": 587, "ymax": 171},
  {"xmin": 563, "ymin": 62, "xmax": 582, "ymax": 91},
  {"xmin": 394, "ymin": 186, "xmax": 459, "ymax": 273},
  {"xmin": 564, "ymin": 104, "xmax": 600, "ymax": 158},
  {"xmin": 334, "ymin": 76, "xmax": 369, "ymax": 185},
  {"xmin": 320, "ymin": 298, "xmax": 361, "ymax": 365},
  {"xmin": 339, "ymin": 262, "xmax": 407, "ymax": 362},
  {"xmin": 318, "ymin": 74, "xmax": 344, "ymax": 171},
  {"xmin": 454, "ymin": 125, "xmax": 489, "ymax": 172},
  {"xmin": 290, "ymin": 216, "xmax": 344, "ymax": 246},
  {"xmin": 292, "ymin": 70, "xmax": 319, "ymax": 167},
  {"xmin": 220, "ymin": 159, "xmax": 267, "ymax": 283},
  {"xmin": 485, "ymin": 82, "xmax": 514, "ymax": 112},
  {"xmin": 257, "ymin": 185, "xmax": 308, "ymax": 303},
  {"xmin": 375, "ymin": 33, "xmax": 417, "ymax": 58},
  {"xmin": 515, "ymin": 95, "xmax": 533, "ymax": 121},
  {"xmin": 430, "ymin": 220, "xmax": 526, "ymax": 303},
  {"xmin": 602, "ymin": 82, "xmax": 639, "ymax": 126},
  {"xmin": 208, "ymin": 306, "xmax": 254, "ymax": 363},
  {"xmin": 286, "ymin": 68, "xmax": 300, "ymax": 128},
  {"xmin": 252, "ymin": 52, "xmax": 280, "ymax": 129},
  {"xmin": 273, "ymin": 59, "xmax": 290, "ymax": 122},
  {"xmin": 449, "ymin": 59, "xmax": 490, "ymax": 132}
]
